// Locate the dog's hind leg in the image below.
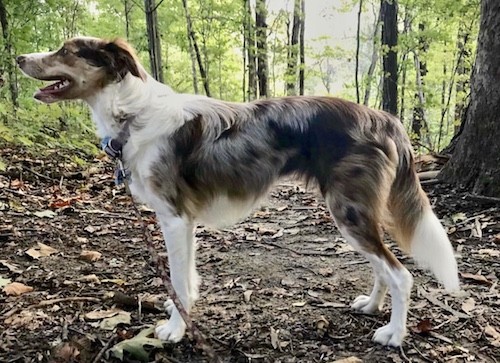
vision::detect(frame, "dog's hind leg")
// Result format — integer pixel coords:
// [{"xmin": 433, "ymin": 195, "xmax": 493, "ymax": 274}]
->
[
  {"xmin": 154, "ymin": 211, "xmax": 195, "ymax": 343},
  {"xmin": 324, "ymin": 142, "xmax": 412, "ymax": 347}
]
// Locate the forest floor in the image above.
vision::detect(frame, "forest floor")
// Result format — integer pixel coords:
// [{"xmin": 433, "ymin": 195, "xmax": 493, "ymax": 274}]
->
[{"xmin": 0, "ymin": 147, "xmax": 499, "ymax": 363}]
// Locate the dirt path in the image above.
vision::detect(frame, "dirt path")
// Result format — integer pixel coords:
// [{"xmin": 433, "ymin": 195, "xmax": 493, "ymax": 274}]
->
[{"xmin": 0, "ymin": 150, "xmax": 499, "ymax": 362}]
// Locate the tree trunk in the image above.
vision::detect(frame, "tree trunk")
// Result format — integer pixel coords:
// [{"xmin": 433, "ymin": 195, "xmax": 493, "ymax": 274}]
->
[
  {"xmin": 298, "ymin": 0, "xmax": 305, "ymax": 95},
  {"xmin": 182, "ymin": 0, "xmax": 199, "ymax": 94},
  {"xmin": 440, "ymin": 0, "xmax": 500, "ymax": 197},
  {"xmin": 124, "ymin": 0, "xmax": 131, "ymax": 40},
  {"xmin": 355, "ymin": 0, "xmax": 363, "ymax": 103},
  {"xmin": 363, "ymin": 4, "xmax": 382, "ymax": 106},
  {"xmin": 0, "ymin": 0, "xmax": 18, "ymax": 108},
  {"xmin": 380, "ymin": 0, "xmax": 398, "ymax": 115},
  {"xmin": 144, "ymin": 0, "xmax": 163, "ymax": 83},
  {"xmin": 255, "ymin": 0, "xmax": 269, "ymax": 98},
  {"xmin": 412, "ymin": 23, "xmax": 431, "ymax": 148},
  {"xmin": 286, "ymin": 0, "xmax": 301, "ymax": 96},
  {"xmin": 245, "ymin": 0, "xmax": 257, "ymax": 100},
  {"xmin": 182, "ymin": 0, "xmax": 209, "ymax": 96},
  {"xmin": 454, "ymin": 25, "xmax": 471, "ymax": 136}
]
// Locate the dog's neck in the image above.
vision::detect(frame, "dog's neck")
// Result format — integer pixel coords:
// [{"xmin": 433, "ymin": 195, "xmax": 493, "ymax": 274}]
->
[{"xmin": 84, "ymin": 72, "xmax": 175, "ymax": 139}]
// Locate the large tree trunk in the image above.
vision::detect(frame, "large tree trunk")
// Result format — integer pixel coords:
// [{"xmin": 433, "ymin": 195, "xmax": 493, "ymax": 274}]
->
[
  {"xmin": 298, "ymin": 0, "xmax": 305, "ymax": 95},
  {"xmin": 144, "ymin": 0, "xmax": 163, "ymax": 83},
  {"xmin": 286, "ymin": 0, "xmax": 301, "ymax": 96},
  {"xmin": 380, "ymin": 0, "xmax": 398, "ymax": 115},
  {"xmin": 0, "ymin": 0, "xmax": 18, "ymax": 108},
  {"xmin": 255, "ymin": 0, "xmax": 269, "ymax": 98},
  {"xmin": 440, "ymin": 0, "xmax": 500, "ymax": 197},
  {"xmin": 412, "ymin": 23, "xmax": 430, "ymax": 147}
]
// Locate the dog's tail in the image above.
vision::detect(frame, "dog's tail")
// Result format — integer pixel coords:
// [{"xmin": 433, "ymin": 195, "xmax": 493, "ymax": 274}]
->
[{"xmin": 387, "ymin": 142, "xmax": 459, "ymax": 291}]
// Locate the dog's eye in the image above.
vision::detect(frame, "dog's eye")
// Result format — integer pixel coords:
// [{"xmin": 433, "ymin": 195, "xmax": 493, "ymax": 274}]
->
[{"xmin": 57, "ymin": 47, "xmax": 69, "ymax": 56}]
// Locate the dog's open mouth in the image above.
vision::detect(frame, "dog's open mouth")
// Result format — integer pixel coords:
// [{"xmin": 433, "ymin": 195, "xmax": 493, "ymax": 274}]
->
[{"xmin": 34, "ymin": 77, "xmax": 73, "ymax": 102}]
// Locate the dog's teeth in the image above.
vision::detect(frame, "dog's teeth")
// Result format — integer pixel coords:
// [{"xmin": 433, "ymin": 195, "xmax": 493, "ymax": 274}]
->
[{"xmin": 62, "ymin": 80, "xmax": 70, "ymax": 86}]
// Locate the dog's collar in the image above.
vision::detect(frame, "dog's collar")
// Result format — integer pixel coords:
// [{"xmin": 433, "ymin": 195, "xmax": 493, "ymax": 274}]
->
[
  {"xmin": 101, "ymin": 116, "xmax": 133, "ymax": 185},
  {"xmin": 101, "ymin": 116, "xmax": 133, "ymax": 159}
]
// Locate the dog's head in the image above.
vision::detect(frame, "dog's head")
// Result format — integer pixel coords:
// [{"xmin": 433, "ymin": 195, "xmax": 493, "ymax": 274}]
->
[{"xmin": 17, "ymin": 37, "xmax": 145, "ymax": 103}]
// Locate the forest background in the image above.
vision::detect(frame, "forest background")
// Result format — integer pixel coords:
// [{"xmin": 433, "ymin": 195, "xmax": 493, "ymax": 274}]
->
[{"xmin": 0, "ymin": 0, "xmax": 488, "ymax": 190}]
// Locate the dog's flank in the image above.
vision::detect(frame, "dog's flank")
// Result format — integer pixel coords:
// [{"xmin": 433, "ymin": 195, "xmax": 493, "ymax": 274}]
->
[{"xmin": 17, "ymin": 37, "xmax": 459, "ymax": 347}]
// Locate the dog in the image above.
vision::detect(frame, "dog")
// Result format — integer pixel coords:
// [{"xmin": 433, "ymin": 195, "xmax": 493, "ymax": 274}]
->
[{"xmin": 17, "ymin": 37, "xmax": 459, "ymax": 347}]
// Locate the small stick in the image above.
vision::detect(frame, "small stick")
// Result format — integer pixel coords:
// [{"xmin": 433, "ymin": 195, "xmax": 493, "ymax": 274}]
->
[
  {"xmin": 92, "ymin": 335, "xmax": 119, "ymax": 363},
  {"xmin": 27, "ymin": 296, "xmax": 101, "ymax": 309}
]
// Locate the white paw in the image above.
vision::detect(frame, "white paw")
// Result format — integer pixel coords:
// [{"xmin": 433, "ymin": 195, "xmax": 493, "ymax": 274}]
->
[
  {"xmin": 155, "ymin": 317, "xmax": 187, "ymax": 343},
  {"xmin": 351, "ymin": 295, "xmax": 382, "ymax": 314},
  {"xmin": 163, "ymin": 299, "xmax": 175, "ymax": 316},
  {"xmin": 372, "ymin": 324, "xmax": 405, "ymax": 347}
]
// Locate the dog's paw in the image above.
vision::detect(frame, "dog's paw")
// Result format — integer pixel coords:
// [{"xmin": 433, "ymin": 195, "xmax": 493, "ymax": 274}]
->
[
  {"xmin": 163, "ymin": 299, "xmax": 176, "ymax": 316},
  {"xmin": 372, "ymin": 324, "xmax": 405, "ymax": 347},
  {"xmin": 155, "ymin": 318, "xmax": 186, "ymax": 343},
  {"xmin": 351, "ymin": 294, "xmax": 382, "ymax": 314}
]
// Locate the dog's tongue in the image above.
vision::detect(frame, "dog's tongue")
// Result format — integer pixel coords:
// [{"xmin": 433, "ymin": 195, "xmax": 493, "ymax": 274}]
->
[{"xmin": 34, "ymin": 79, "xmax": 70, "ymax": 103}]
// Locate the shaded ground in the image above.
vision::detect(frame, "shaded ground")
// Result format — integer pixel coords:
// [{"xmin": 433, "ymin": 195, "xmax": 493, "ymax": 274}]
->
[{"xmin": 0, "ymin": 147, "xmax": 499, "ymax": 363}]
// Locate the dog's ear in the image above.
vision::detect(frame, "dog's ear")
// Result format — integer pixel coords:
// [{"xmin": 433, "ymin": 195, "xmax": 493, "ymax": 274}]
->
[{"xmin": 102, "ymin": 39, "xmax": 146, "ymax": 81}]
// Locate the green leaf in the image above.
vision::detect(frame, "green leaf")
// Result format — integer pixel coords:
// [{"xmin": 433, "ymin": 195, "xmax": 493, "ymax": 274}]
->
[
  {"xmin": 0, "ymin": 276, "xmax": 12, "ymax": 288},
  {"xmin": 109, "ymin": 326, "xmax": 163, "ymax": 362},
  {"xmin": 0, "ymin": 158, "xmax": 6, "ymax": 172}
]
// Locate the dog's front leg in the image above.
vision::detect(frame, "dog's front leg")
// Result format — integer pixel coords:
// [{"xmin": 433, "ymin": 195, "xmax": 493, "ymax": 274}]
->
[{"xmin": 154, "ymin": 212, "xmax": 195, "ymax": 343}]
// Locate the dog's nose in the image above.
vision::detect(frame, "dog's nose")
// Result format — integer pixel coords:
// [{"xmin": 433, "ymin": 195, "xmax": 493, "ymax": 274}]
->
[{"xmin": 16, "ymin": 55, "xmax": 26, "ymax": 65}]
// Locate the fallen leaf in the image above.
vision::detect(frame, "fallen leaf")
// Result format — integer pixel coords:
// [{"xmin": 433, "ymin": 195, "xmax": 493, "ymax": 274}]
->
[
  {"xmin": 80, "ymin": 250, "xmax": 102, "ymax": 262},
  {"xmin": 85, "ymin": 308, "xmax": 123, "ymax": 321},
  {"xmin": 318, "ymin": 267, "xmax": 333, "ymax": 277},
  {"xmin": 0, "ymin": 276, "xmax": 12, "ymax": 288},
  {"xmin": 270, "ymin": 327, "xmax": 279, "ymax": 349},
  {"xmin": 3, "ymin": 282, "xmax": 34, "ymax": 296},
  {"xmin": 478, "ymin": 249, "xmax": 500, "ymax": 258},
  {"xmin": 460, "ymin": 272, "xmax": 492, "ymax": 286},
  {"xmin": 100, "ymin": 311, "xmax": 131, "ymax": 330},
  {"xmin": 54, "ymin": 343, "xmax": 80, "ymax": 361},
  {"xmin": 110, "ymin": 326, "xmax": 163, "ymax": 361},
  {"xmin": 333, "ymin": 357, "xmax": 362, "ymax": 363},
  {"xmin": 292, "ymin": 301, "xmax": 307, "ymax": 307},
  {"xmin": 461, "ymin": 297, "xmax": 476, "ymax": 314},
  {"xmin": 414, "ymin": 319, "xmax": 433, "ymax": 334},
  {"xmin": 25, "ymin": 242, "xmax": 59, "ymax": 259},
  {"xmin": 484, "ymin": 325, "xmax": 500, "ymax": 347},
  {"xmin": 33, "ymin": 210, "xmax": 57, "ymax": 218},
  {"xmin": 79, "ymin": 274, "xmax": 101, "ymax": 284},
  {"xmin": 451, "ymin": 212, "xmax": 467, "ymax": 223},
  {"xmin": 281, "ymin": 277, "xmax": 295, "ymax": 287},
  {"xmin": 316, "ymin": 316, "xmax": 329, "ymax": 335},
  {"xmin": 243, "ymin": 290, "xmax": 253, "ymax": 303},
  {"xmin": 0, "ymin": 260, "xmax": 23, "ymax": 274}
]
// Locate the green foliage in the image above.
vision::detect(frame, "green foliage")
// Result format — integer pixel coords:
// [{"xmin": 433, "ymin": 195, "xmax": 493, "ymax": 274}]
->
[{"xmin": 0, "ymin": 0, "xmax": 481, "ymax": 157}]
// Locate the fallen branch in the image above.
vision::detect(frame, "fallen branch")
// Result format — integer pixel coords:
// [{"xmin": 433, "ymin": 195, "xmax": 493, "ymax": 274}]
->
[
  {"xmin": 263, "ymin": 239, "xmax": 337, "ymax": 256},
  {"xmin": 112, "ymin": 291, "xmax": 161, "ymax": 313},
  {"xmin": 417, "ymin": 170, "xmax": 440, "ymax": 181},
  {"xmin": 418, "ymin": 287, "xmax": 469, "ymax": 319},
  {"xmin": 465, "ymin": 193, "xmax": 500, "ymax": 205},
  {"xmin": 27, "ymin": 296, "xmax": 101, "ymax": 309},
  {"xmin": 92, "ymin": 335, "xmax": 119, "ymax": 363}
]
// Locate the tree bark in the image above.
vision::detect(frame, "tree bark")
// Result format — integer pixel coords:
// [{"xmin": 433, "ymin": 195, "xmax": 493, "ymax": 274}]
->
[
  {"xmin": 0, "ymin": 0, "xmax": 18, "ymax": 108},
  {"xmin": 363, "ymin": 4, "xmax": 382, "ymax": 106},
  {"xmin": 440, "ymin": 0, "xmax": 500, "ymax": 197},
  {"xmin": 380, "ymin": 0, "xmax": 398, "ymax": 115},
  {"xmin": 144, "ymin": 0, "xmax": 164, "ymax": 83},
  {"xmin": 124, "ymin": 0, "xmax": 131, "ymax": 40},
  {"xmin": 245, "ymin": 0, "xmax": 257, "ymax": 100},
  {"xmin": 255, "ymin": 0, "xmax": 269, "ymax": 98},
  {"xmin": 355, "ymin": 0, "xmax": 363, "ymax": 103},
  {"xmin": 286, "ymin": 0, "xmax": 301, "ymax": 96},
  {"xmin": 454, "ymin": 25, "xmax": 471, "ymax": 136},
  {"xmin": 298, "ymin": 0, "xmax": 305, "ymax": 95},
  {"xmin": 182, "ymin": 0, "xmax": 199, "ymax": 94},
  {"xmin": 182, "ymin": 0, "xmax": 209, "ymax": 96},
  {"xmin": 412, "ymin": 23, "xmax": 430, "ymax": 148}
]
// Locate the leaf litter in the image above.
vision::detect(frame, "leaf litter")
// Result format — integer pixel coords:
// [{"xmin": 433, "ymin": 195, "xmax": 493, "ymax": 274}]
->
[{"xmin": 0, "ymin": 147, "xmax": 498, "ymax": 362}]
